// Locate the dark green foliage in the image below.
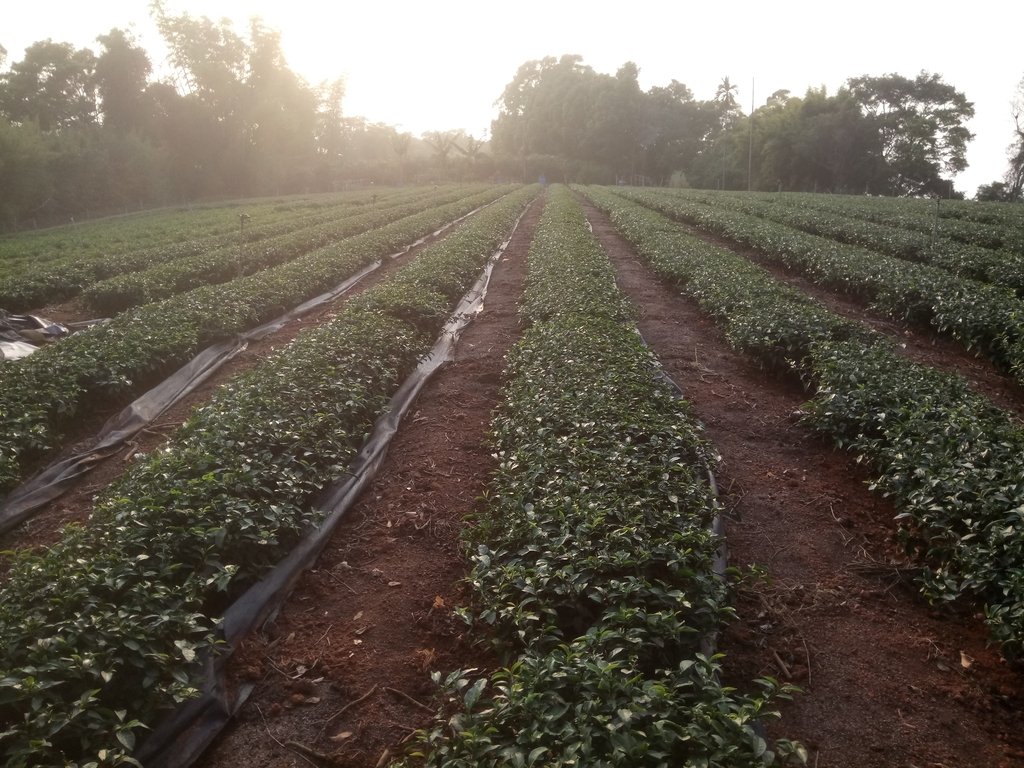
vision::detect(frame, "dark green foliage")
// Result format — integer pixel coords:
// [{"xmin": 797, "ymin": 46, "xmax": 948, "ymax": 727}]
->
[
  {"xmin": 404, "ymin": 187, "xmax": 803, "ymax": 768},
  {"xmin": 80, "ymin": 186, "xmax": 487, "ymax": 314},
  {"xmin": 803, "ymin": 342, "xmax": 1024, "ymax": 654},
  {"xmin": 0, "ymin": 187, "xmax": 440, "ymax": 311},
  {"xmin": 0, "ymin": 186, "xmax": 515, "ymax": 494},
  {"xmin": 587, "ymin": 186, "xmax": 1024, "ymax": 656},
  {"xmin": 0, "ymin": 186, "xmax": 537, "ymax": 766},
  {"xmin": 616, "ymin": 188, "xmax": 1024, "ymax": 386},
  {"xmin": 665, "ymin": 189, "xmax": 1024, "ymax": 295}
]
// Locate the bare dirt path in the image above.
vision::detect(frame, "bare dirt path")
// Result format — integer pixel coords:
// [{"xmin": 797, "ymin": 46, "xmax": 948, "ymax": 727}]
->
[
  {"xmin": 580, "ymin": 196, "xmax": 1024, "ymax": 768},
  {"xmin": 192, "ymin": 197, "xmax": 544, "ymax": 768}
]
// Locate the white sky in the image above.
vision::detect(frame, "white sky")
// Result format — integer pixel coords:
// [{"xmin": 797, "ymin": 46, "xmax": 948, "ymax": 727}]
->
[{"xmin": 3, "ymin": 0, "xmax": 1021, "ymax": 195}]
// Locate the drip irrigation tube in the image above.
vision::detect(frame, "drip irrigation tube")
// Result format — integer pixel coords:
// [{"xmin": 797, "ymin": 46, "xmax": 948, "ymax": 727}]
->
[
  {"xmin": 608, "ymin": 215, "xmax": 763, "ymax": 739},
  {"xmin": 134, "ymin": 203, "xmax": 530, "ymax": 768},
  {"xmin": 0, "ymin": 203, "xmax": 492, "ymax": 536},
  {"xmin": 638, "ymin": 330, "xmax": 728, "ymax": 657},
  {"xmin": 580, "ymin": 196, "xmax": 725, "ymax": 581}
]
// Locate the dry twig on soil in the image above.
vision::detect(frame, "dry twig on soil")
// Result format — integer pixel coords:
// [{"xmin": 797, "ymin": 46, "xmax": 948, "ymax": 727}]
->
[
  {"xmin": 384, "ymin": 686, "xmax": 433, "ymax": 713},
  {"xmin": 322, "ymin": 683, "xmax": 379, "ymax": 727}
]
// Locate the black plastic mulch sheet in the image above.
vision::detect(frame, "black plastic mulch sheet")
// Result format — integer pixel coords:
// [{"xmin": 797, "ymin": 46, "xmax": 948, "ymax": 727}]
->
[
  {"xmin": 138, "ymin": 200, "xmax": 736, "ymax": 766},
  {"xmin": 0, "ymin": 204, "xmax": 487, "ymax": 536},
  {"xmin": 134, "ymin": 203, "xmax": 531, "ymax": 768}
]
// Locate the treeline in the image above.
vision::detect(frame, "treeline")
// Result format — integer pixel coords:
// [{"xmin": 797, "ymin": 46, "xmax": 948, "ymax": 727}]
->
[
  {"xmin": 0, "ymin": 6, "xmax": 499, "ymax": 231},
  {"xmin": 490, "ymin": 55, "xmax": 997, "ymax": 197},
  {"xmin": 3, "ymin": 19, "xmax": 1023, "ymax": 231}
]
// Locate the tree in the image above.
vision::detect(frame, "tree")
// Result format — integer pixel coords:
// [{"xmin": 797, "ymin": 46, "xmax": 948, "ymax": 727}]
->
[
  {"xmin": 422, "ymin": 129, "xmax": 461, "ymax": 170},
  {"xmin": 768, "ymin": 87, "xmax": 882, "ymax": 193},
  {"xmin": 95, "ymin": 29, "xmax": 152, "ymax": 133},
  {"xmin": 712, "ymin": 76, "xmax": 743, "ymax": 129},
  {"xmin": 491, "ymin": 54, "xmax": 600, "ymax": 178},
  {"xmin": 639, "ymin": 80, "xmax": 706, "ymax": 184},
  {"xmin": 493, "ymin": 55, "xmax": 665, "ymax": 182},
  {"xmin": 243, "ymin": 19, "xmax": 318, "ymax": 193},
  {"xmin": 454, "ymin": 133, "xmax": 485, "ymax": 161},
  {"xmin": 975, "ymin": 181, "xmax": 1013, "ymax": 202},
  {"xmin": 151, "ymin": 5, "xmax": 321, "ymax": 196},
  {"xmin": 388, "ymin": 127, "xmax": 411, "ymax": 184},
  {"xmin": 848, "ymin": 71, "xmax": 974, "ymax": 195},
  {"xmin": 1005, "ymin": 76, "xmax": 1024, "ymax": 200},
  {"xmin": 0, "ymin": 40, "xmax": 98, "ymax": 130},
  {"xmin": 313, "ymin": 78, "xmax": 346, "ymax": 187},
  {"xmin": 152, "ymin": 2, "xmax": 247, "ymax": 119},
  {"xmin": 584, "ymin": 62, "xmax": 645, "ymax": 181},
  {"xmin": 451, "ymin": 132, "xmax": 494, "ymax": 182},
  {"xmin": 0, "ymin": 120, "xmax": 52, "ymax": 228},
  {"xmin": 715, "ymin": 76, "xmax": 739, "ymax": 110}
]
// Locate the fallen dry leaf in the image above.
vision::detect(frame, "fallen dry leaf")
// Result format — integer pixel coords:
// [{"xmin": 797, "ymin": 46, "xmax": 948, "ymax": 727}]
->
[{"xmin": 415, "ymin": 647, "xmax": 438, "ymax": 670}]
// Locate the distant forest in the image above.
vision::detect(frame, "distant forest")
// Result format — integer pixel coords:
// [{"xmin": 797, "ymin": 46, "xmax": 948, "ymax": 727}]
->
[{"xmin": 1, "ymin": 9, "xmax": 1022, "ymax": 230}]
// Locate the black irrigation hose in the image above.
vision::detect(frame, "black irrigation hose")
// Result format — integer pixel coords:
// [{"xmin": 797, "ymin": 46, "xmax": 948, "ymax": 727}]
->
[
  {"xmin": 600, "ymin": 209, "xmax": 768, "ymax": 745},
  {"xmin": 631, "ymin": 326, "xmax": 728, "ymax": 659},
  {"xmin": 135, "ymin": 202, "xmax": 533, "ymax": 768},
  {"xmin": 597, "ymin": 195, "xmax": 729, "ymax": 654},
  {"xmin": 589, "ymin": 196, "xmax": 730, "ymax": 647}
]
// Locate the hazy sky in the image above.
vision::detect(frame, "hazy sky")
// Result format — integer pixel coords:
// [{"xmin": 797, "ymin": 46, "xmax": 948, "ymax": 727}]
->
[{"xmin": 3, "ymin": 0, "xmax": 1021, "ymax": 195}]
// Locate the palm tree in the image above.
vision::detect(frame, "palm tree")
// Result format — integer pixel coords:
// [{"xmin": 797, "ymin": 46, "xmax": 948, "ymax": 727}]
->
[
  {"xmin": 422, "ymin": 130, "xmax": 460, "ymax": 170},
  {"xmin": 715, "ymin": 76, "xmax": 739, "ymax": 111}
]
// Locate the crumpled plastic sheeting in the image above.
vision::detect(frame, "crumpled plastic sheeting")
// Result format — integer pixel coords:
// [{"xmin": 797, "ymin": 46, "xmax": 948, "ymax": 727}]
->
[
  {"xmin": 0, "ymin": 340, "xmax": 38, "ymax": 360},
  {"xmin": 0, "ymin": 202, "xmax": 491, "ymax": 536},
  {"xmin": 134, "ymin": 201, "xmax": 532, "ymax": 768},
  {"xmin": 0, "ymin": 313, "xmax": 70, "ymax": 359}
]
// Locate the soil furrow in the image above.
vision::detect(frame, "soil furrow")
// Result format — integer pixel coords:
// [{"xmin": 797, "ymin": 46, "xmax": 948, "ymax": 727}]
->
[
  {"xmin": 192, "ymin": 197, "xmax": 544, "ymax": 768},
  {"xmin": 1, "ymin": 218, "xmax": 483, "ymax": 558},
  {"xmin": 580, "ymin": 197, "xmax": 1024, "ymax": 768},
  {"xmin": 667, "ymin": 214, "xmax": 1024, "ymax": 419}
]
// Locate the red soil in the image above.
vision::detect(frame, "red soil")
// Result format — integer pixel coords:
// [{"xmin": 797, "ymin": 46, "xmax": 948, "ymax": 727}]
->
[{"xmin": 7, "ymin": 190, "xmax": 1023, "ymax": 767}]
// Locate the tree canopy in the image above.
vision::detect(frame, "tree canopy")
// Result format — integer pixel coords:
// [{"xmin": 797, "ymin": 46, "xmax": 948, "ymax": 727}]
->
[
  {"xmin": 847, "ymin": 71, "xmax": 974, "ymax": 195},
  {"xmin": 0, "ymin": 29, "xmax": 1002, "ymax": 231},
  {"xmin": 489, "ymin": 58, "xmax": 977, "ymax": 196},
  {"xmin": 0, "ymin": 12, "xmax": 466, "ymax": 229}
]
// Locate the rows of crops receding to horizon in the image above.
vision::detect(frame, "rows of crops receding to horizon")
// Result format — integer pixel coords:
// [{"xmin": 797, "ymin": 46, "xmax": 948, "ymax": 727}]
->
[
  {"xmin": 0, "ymin": 185, "xmax": 538, "ymax": 767},
  {"xmin": 0, "ymin": 193, "xmax": 328, "ymax": 269},
  {"xmin": 0, "ymin": 185, "xmax": 490, "ymax": 313},
  {"xmin": 586, "ymin": 185, "xmax": 1024, "ymax": 655},
  {"xmin": 79, "ymin": 185, "xmax": 495, "ymax": 315},
  {"xmin": 762, "ymin": 189, "xmax": 1024, "ymax": 250},
  {"xmin": 653, "ymin": 188, "xmax": 1024, "ymax": 294},
  {"xmin": 677, "ymin": 188, "xmax": 1024, "ymax": 252},
  {"xmin": 401, "ymin": 184, "xmax": 804, "ymax": 767},
  {"xmin": 0, "ymin": 184, "xmax": 517, "ymax": 495},
  {"xmin": 0, "ymin": 188, "xmax": 419, "ymax": 285},
  {"xmin": 615, "ymin": 187, "xmax": 1024, "ymax": 386},
  {"xmin": 1, "ymin": 184, "xmax": 1023, "ymax": 767}
]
